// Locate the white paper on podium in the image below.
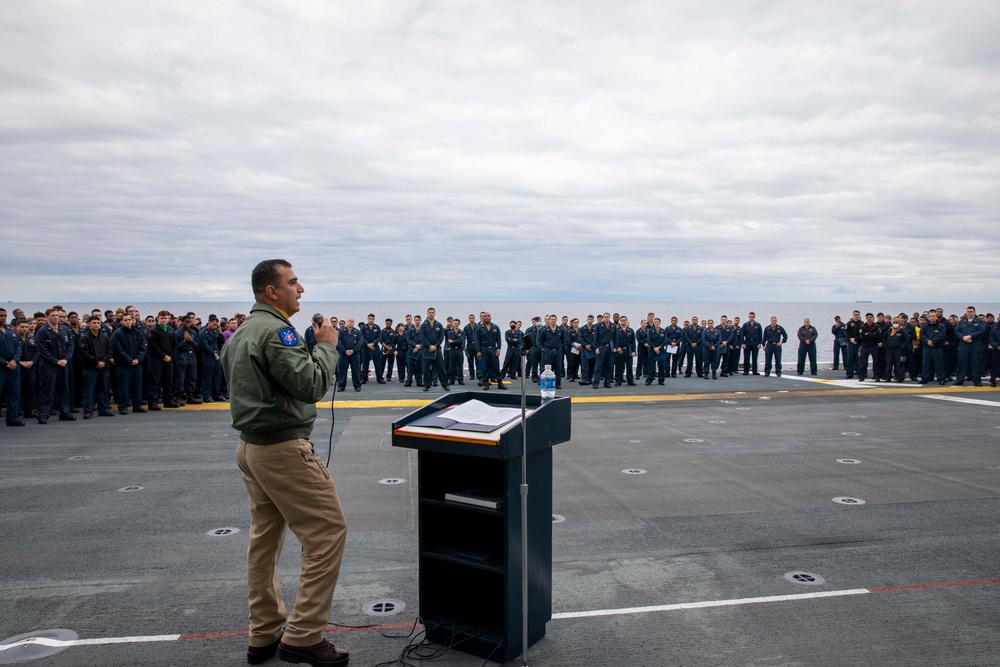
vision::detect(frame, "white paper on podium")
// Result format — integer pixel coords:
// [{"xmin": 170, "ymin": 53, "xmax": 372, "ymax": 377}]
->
[{"xmin": 443, "ymin": 399, "xmax": 524, "ymax": 427}]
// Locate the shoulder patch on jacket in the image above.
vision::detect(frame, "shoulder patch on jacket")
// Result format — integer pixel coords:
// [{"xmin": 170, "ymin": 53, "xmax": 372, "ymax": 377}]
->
[{"xmin": 278, "ymin": 327, "xmax": 299, "ymax": 347}]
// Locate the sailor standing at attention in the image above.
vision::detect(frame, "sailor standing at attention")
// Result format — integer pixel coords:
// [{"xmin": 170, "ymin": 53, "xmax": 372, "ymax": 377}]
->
[{"xmin": 763, "ymin": 316, "xmax": 788, "ymax": 377}]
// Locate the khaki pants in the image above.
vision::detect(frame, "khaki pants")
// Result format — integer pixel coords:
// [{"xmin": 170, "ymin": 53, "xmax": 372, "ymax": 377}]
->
[{"xmin": 236, "ymin": 438, "xmax": 348, "ymax": 648}]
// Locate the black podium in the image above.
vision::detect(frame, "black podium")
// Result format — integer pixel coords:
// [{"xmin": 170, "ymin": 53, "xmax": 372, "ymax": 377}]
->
[{"xmin": 392, "ymin": 392, "xmax": 571, "ymax": 662}]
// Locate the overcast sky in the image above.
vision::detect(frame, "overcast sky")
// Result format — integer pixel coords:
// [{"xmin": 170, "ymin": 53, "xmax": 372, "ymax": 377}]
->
[{"xmin": 2, "ymin": 0, "xmax": 998, "ymax": 302}]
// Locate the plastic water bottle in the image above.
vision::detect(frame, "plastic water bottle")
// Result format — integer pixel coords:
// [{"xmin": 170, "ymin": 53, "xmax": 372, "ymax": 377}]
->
[{"xmin": 540, "ymin": 365, "xmax": 556, "ymax": 400}]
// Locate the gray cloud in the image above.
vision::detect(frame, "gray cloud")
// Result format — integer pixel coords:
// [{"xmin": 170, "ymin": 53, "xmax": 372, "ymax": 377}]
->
[{"xmin": 2, "ymin": 0, "xmax": 999, "ymax": 302}]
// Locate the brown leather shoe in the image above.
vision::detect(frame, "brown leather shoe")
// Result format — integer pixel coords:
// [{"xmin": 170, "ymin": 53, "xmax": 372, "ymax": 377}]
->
[
  {"xmin": 276, "ymin": 639, "xmax": 349, "ymax": 667},
  {"xmin": 247, "ymin": 630, "xmax": 282, "ymax": 664}
]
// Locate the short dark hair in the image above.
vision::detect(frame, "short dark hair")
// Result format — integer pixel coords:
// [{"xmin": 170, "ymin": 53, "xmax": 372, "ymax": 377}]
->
[
  {"xmin": 88, "ymin": 315, "xmax": 101, "ymax": 323},
  {"xmin": 251, "ymin": 259, "xmax": 292, "ymax": 298}
]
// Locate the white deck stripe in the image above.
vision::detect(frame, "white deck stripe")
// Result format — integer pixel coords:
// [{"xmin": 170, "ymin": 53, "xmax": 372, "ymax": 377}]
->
[
  {"xmin": 0, "ymin": 635, "xmax": 180, "ymax": 651},
  {"xmin": 918, "ymin": 394, "xmax": 1000, "ymax": 407},
  {"xmin": 551, "ymin": 588, "xmax": 871, "ymax": 619}
]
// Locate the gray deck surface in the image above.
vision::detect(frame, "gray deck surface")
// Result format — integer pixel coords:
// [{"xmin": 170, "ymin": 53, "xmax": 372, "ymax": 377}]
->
[{"xmin": 2, "ymin": 370, "xmax": 999, "ymax": 666}]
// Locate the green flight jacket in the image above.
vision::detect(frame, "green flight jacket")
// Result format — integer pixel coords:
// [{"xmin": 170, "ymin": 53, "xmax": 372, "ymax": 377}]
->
[{"xmin": 221, "ymin": 303, "xmax": 339, "ymax": 445}]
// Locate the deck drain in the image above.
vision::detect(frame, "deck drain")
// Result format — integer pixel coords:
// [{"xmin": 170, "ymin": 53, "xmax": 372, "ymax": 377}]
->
[
  {"xmin": 622, "ymin": 468, "xmax": 647, "ymax": 475},
  {"xmin": 841, "ymin": 432, "xmax": 861, "ymax": 437},
  {"xmin": 850, "ymin": 415, "xmax": 868, "ymax": 419},
  {"xmin": 552, "ymin": 514, "xmax": 565, "ymax": 523},
  {"xmin": 759, "ymin": 396, "xmax": 771, "ymax": 400},
  {"xmin": 614, "ymin": 411, "xmax": 629, "ymax": 415},
  {"xmin": 206, "ymin": 527, "xmax": 241, "ymax": 537},
  {"xmin": 832, "ymin": 496, "xmax": 866, "ymax": 505},
  {"xmin": 837, "ymin": 459, "xmax": 862, "ymax": 465},
  {"xmin": 709, "ymin": 420, "xmax": 726, "ymax": 424},
  {"xmin": 363, "ymin": 599, "xmax": 405, "ymax": 617},
  {"xmin": 379, "ymin": 478, "xmax": 406, "ymax": 485},
  {"xmin": 683, "ymin": 438, "xmax": 704, "ymax": 443},
  {"xmin": 784, "ymin": 571, "xmax": 826, "ymax": 586},
  {"xmin": 67, "ymin": 456, "xmax": 90, "ymax": 461},
  {"xmin": 0, "ymin": 628, "xmax": 78, "ymax": 664},
  {"xmin": 315, "ymin": 418, "xmax": 329, "ymax": 423},
  {"xmin": 720, "ymin": 400, "xmax": 737, "ymax": 404},
  {"xmin": 629, "ymin": 440, "xmax": 642, "ymax": 443},
  {"xmin": 118, "ymin": 486, "xmax": 145, "ymax": 492},
  {"xmin": 735, "ymin": 407, "xmax": 750, "ymax": 410},
  {"xmin": 211, "ymin": 433, "xmax": 231, "ymax": 439}
]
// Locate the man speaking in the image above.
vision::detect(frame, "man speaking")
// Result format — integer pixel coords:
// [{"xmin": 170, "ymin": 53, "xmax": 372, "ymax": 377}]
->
[{"xmin": 221, "ymin": 259, "xmax": 350, "ymax": 667}]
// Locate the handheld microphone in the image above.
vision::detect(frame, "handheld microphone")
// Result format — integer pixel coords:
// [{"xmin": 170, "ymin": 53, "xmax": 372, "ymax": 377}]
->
[{"xmin": 312, "ymin": 313, "xmax": 325, "ymax": 326}]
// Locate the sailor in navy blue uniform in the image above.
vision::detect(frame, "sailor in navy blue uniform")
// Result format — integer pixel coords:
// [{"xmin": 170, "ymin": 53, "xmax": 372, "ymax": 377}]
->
[
  {"xmin": 645, "ymin": 319, "xmax": 668, "ymax": 385},
  {"xmin": 110, "ymin": 313, "xmax": 148, "ymax": 414},
  {"xmin": 198, "ymin": 318, "xmax": 224, "ymax": 401},
  {"xmin": 405, "ymin": 316, "xmax": 423, "ymax": 387},
  {"xmin": 445, "ymin": 319, "xmax": 466, "ymax": 385},
  {"xmin": 988, "ymin": 320, "xmax": 1000, "ymax": 387},
  {"xmin": 762, "ymin": 316, "xmax": 788, "ymax": 377},
  {"xmin": 635, "ymin": 321, "xmax": 648, "ymax": 379},
  {"xmin": 920, "ymin": 312, "xmax": 947, "ymax": 384},
  {"xmin": 844, "ymin": 311, "xmax": 863, "ymax": 378},
  {"xmin": 591, "ymin": 313, "xmax": 614, "ymax": 388},
  {"xmin": 701, "ymin": 320, "xmax": 722, "ymax": 379},
  {"xmin": 474, "ymin": 313, "xmax": 505, "ymax": 390},
  {"xmin": 360, "ymin": 314, "xmax": 384, "ymax": 384},
  {"xmin": 716, "ymin": 318, "xmax": 733, "ymax": 377},
  {"xmin": 954, "ymin": 306, "xmax": 985, "ymax": 386},
  {"xmin": 538, "ymin": 316, "xmax": 564, "ymax": 389},
  {"xmin": 741, "ymin": 313, "xmax": 763, "ymax": 375},
  {"xmin": 613, "ymin": 316, "xmax": 636, "ymax": 386},
  {"xmin": 338, "ymin": 317, "xmax": 364, "ymax": 391},
  {"xmin": 682, "ymin": 317, "xmax": 703, "ymax": 378},
  {"xmin": 796, "ymin": 318, "xmax": 819, "ymax": 376},
  {"xmin": 501, "ymin": 321, "xmax": 522, "ymax": 380},
  {"xmin": 35, "ymin": 308, "xmax": 75, "ymax": 422},
  {"xmin": 831, "ymin": 316, "xmax": 847, "ymax": 371},
  {"xmin": 15, "ymin": 319, "xmax": 38, "ymax": 420},
  {"xmin": 462, "ymin": 315, "xmax": 478, "ymax": 381},
  {"xmin": 380, "ymin": 319, "xmax": 396, "ymax": 380},
  {"xmin": 578, "ymin": 316, "xmax": 596, "ymax": 384},
  {"xmin": 565, "ymin": 319, "xmax": 581, "ymax": 380},
  {"xmin": 174, "ymin": 316, "xmax": 201, "ymax": 403},
  {"xmin": 882, "ymin": 317, "xmax": 909, "ymax": 382},
  {"xmin": 526, "ymin": 318, "xmax": 543, "ymax": 381},
  {"xmin": 0, "ymin": 318, "xmax": 23, "ymax": 425},
  {"xmin": 419, "ymin": 308, "xmax": 450, "ymax": 393},
  {"xmin": 855, "ymin": 313, "xmax": 881, "ymax": 382},
  {"xmin": 727, "ymin": 317, "xmax": 743, "ymax": 376},
  {"xmin": 664, "ymin": 317, "xmax": 683, "ymax": 378}
]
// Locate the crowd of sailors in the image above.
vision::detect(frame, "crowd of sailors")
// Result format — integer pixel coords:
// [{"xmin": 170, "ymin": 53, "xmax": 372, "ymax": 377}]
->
[{"xmin": 1, "ymin": 304, "xmax": 997, "ymax": 427}]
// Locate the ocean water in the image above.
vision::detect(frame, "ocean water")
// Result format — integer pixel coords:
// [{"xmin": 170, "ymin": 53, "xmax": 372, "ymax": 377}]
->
[{"xmin": 10, "ymin": 300, "xmax": 984, "ymax": 363}]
